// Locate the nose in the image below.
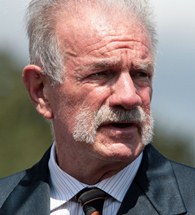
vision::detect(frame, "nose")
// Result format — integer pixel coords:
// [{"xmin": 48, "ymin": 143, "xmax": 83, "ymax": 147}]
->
[{"xmin": 108, "ymin": 72, "xmax": 142, "ymax": 109}]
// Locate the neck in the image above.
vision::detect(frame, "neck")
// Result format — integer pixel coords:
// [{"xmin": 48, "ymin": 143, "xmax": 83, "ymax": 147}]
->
[{"xmin": 55, "ymin": 145, "xmax": 131, "ymax": 185}]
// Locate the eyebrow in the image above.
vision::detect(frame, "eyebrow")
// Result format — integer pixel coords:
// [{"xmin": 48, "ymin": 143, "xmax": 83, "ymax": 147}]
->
[
  {"xmin": 75, "ymin": 59, "xmax": 154, "ymax": 74},
  {"xmin": 75, "ymin": 59, "xmax": 122, "ymax": 73},
  {"xmin": 133, "ymin": 62, "xmax": 154, "ymax": 73}
]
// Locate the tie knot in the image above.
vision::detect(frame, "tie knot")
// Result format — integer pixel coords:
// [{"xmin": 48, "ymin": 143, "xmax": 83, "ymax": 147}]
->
[{"xmin": 76, "ymin": 188, "xmax": 108, "ymax": 215}]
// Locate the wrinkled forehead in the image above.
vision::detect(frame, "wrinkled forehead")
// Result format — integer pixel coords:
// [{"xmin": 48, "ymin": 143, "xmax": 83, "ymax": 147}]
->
[{"xmin": 55, "ymin": 1, "xmax": 152, "ymax": 55}]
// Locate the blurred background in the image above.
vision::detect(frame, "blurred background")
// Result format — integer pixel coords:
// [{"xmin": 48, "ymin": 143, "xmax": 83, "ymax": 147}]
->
[{"xmin": 0, "ymin": 0, "xmax": 195, "ymax": 177}]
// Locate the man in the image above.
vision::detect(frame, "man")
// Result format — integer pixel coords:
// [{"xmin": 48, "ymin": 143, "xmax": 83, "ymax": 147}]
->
[{"xmin": 0, "ymin": 0, "xmax": 195, "ymax": 214}]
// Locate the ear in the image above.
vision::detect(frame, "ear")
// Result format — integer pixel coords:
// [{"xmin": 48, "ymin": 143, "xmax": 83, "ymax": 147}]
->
[{"xmin": 22, "ymin": 65, "xmax": 53, "ymax": 119}]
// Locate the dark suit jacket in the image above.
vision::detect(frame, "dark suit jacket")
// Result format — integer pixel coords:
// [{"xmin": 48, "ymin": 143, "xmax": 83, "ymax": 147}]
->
[{"xmin": 1, "ymin": 144, "xmax": 195, "ymax": 215}]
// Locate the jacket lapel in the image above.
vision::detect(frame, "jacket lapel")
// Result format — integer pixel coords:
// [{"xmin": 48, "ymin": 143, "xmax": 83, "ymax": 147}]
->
[
  {"xmin": 1, "ymin": 180, "xmax": 50, "ymax": 215},
  {"xmin": 117, "ymin": 179, "xmax": 159, "ymax": 215},
  {"xmin": 117, "ymin": 144, "xmax": 186, "ymax": 215},
  {"xmin": 0, "ymin": 149, "xmax": 51, "ymax": 215}
]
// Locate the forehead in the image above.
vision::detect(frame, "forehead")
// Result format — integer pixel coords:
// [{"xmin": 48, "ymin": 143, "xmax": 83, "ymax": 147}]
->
[{"xmin": 55, "ymin": 3, "xmax": 152, "ymax": 58}]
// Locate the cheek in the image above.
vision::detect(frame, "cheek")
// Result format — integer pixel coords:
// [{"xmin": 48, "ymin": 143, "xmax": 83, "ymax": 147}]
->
[
  {"xmin": 79, "ymin": 86, "xmax": 112, "ymax": 108},
  {"xmin": 49, "ymin": 88, "xmax": 80, "ymax": 124},
  {"xmin": 53, "ymin": 86, "xmax": 110, "ymax": 124},
  {"xmin": 138, "ymin": 87, "xmax": 152, "ymax": 106}
]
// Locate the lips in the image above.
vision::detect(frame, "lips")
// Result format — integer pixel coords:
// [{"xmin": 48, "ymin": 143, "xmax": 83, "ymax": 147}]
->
[{"xmin": 98, "ymin": 121, "xmax": 140, "ymax": 131}]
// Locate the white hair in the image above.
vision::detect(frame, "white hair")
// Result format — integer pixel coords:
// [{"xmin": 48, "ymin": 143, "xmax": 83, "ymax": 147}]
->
[{"xmin": 26, "ymin": 0, "xmax": 157, "ymax": 84}]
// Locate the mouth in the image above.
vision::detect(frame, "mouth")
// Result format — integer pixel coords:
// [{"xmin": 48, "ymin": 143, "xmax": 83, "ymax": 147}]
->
[
  {"xmin": 109, "ymin": 122, "xmax": 135, "ymax": 128},
  {"xmin": 99, "ymin": 121, "xmax": 140, "ymax": 130},
  {"xmin": 96, "ymin": 122, "xmax": 141, "ymax": 139}
]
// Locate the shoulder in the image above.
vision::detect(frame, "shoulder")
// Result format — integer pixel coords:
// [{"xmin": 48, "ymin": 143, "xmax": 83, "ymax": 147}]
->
[
  {"xmin": 144, "ymin": 144, "xmax": 195, "ymax": 190},
  {"xmin": 150, "ymin": 144, "xmax": 195, "ymax": 211},
  {"xmin": 0, "ymin": 147, "xmax": 51, "ymax": 208},
  {"xmin": 0, "ymin": 171, "xmax": 26, "ymax": 208},
  {"xmin": 171, "ymin": 161, "xmax": 195, "ymax": 177},
  {"xmin": 143, "ymin": 144, "xmax": 195, "ymax": 213},
  {"xmin": 171, "ymin": 160, "xmax": 195, "ymax": 189},
  {"xmin": 147, "ymin": 144, "xmax": 195, "ymax": 179},
  {"xmin": 170, "ymin": 161, "xmax": 195, "ymax": 212}
]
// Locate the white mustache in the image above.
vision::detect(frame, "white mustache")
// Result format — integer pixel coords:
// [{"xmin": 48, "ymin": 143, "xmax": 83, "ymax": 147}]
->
[{"xmin": 94, "ymin": 106, "xmax": 146, "ymax": 129}]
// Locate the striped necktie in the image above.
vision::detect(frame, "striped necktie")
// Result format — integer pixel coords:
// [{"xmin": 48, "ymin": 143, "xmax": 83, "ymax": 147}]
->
[{"xmin": 76, "ymin": 188, "xmax": 108, "ymax": 215}]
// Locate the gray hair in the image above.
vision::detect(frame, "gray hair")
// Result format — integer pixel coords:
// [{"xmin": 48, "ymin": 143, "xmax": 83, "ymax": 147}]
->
[{"xmin": 26, "ymin": 0, "xmax": 157, "ymax": 84}]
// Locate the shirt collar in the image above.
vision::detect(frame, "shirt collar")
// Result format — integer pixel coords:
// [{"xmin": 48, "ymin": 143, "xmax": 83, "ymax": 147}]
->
[{"xmin": 49, "ymin": 143, "xmax": 142, "ymax": 209}]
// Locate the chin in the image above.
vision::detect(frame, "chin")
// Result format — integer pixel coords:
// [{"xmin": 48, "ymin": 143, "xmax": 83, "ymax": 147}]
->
[{"xmin": 94, "ymin": 138, "xmax": 145, "ymax": 162}]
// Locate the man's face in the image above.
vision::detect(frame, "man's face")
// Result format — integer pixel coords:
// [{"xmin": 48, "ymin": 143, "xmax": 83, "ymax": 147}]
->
[{"xmin": 47, "ymin": 7, "xmax": 154, "ymax": 164}]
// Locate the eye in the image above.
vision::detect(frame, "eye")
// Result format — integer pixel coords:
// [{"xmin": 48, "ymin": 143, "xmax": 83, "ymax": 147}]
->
[
  {"xmin": 131, "ymin": 69, "xmax": 152, "ymax": 86},
  {"xmin": 87, "ymin": 70, "xmax": 113, "ymax": 80},
  {"xmin": 133, "ymin": 69, "xmax": 151, "ymax": 78}
]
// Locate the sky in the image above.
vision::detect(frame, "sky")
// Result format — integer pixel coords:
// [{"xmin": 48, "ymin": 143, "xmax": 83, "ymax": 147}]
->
[{"xmin": 0, "ymin": 0, "xmax": 195, "ymax": 144}]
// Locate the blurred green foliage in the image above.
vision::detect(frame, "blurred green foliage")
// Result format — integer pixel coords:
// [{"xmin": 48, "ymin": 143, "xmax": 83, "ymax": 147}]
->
[
  {"xmin": 0, "ymin": 52, "xmax": 194, "ymax": 178},
  {"xmin": 0, "ymin": 52, "xmax": 51, "ymax": 177}
]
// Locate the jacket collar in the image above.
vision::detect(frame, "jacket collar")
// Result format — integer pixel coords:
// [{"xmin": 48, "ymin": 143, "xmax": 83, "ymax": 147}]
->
[{"xmin": 117, "ymin": 144, "xmax": 186, "ymax": 215}]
